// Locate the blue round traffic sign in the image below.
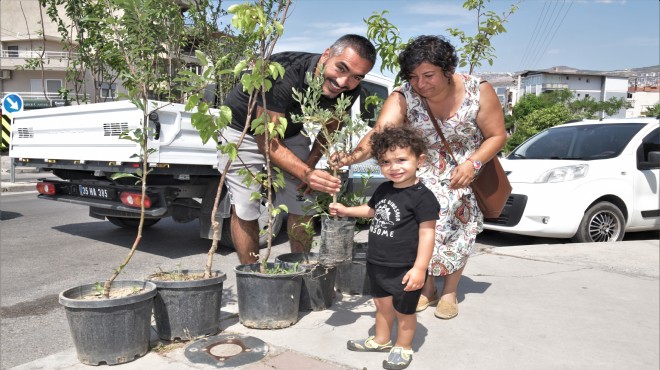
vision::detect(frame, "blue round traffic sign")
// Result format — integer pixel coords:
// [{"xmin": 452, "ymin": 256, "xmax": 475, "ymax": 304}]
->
[{"xmin": 2, "ymin": 93, "xmax": 24, "ymax": 113}]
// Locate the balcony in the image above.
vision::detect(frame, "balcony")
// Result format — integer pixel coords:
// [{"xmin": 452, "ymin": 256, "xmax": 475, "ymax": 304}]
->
[
  {"xmin": 0, "ymin": 50, "xmax": 73, "ymax": 71},
  {"xmin": 541, "ymin": 83, "xmax": 569, "ymax": 91}
]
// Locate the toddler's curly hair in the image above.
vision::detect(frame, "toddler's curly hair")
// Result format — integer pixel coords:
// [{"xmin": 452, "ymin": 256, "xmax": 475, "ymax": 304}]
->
[{"xmin": 370, "ymin": 125, "xmax": 428, "ymax": 162}]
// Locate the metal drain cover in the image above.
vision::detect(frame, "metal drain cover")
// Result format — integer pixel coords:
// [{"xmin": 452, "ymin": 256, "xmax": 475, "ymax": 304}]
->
[{"xmin": 185, "ymin": 334, "xmax": 269, "ymax": 367}]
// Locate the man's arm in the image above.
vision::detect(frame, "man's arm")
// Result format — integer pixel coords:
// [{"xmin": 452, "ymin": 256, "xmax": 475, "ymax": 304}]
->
[{"xmin": 254, "ymin": 107, "xmax": 341, "ymax": 194}]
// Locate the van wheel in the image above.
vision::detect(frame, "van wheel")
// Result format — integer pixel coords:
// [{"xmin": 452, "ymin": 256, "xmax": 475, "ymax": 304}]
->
[
  {"xmin": 107, "ymin": 217, "xmax": 160, "ymax": 229},
  {"xmin": 571, "ymin": 201, "xmax": 625, "ymax": 243}
]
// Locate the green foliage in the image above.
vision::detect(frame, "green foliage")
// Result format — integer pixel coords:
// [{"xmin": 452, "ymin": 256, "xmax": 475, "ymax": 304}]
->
[
  {"xmin": 364, "ymin": 10, "xmax": 408, "ymax": 83},
  {"xmin": 505, "ymin": 105, "xmax": 574, "ymax": 152},
  {"xmin": 447, "ymin": 0, "xmax": 521, "ymax": 74},
  {"xmin": 292, "ymin": 69, "xmax": 364, "ymax": 168},
  {"xmin": 181, "ymin": 0, "xmax": 293, "ymax": 272},
  {"xmin": 643, "ymin": 102, "xmax": 660, "ymax": 117},
  {"xmin": 39, "ymin": 0, "xmax": 233, "ymax": 104}
]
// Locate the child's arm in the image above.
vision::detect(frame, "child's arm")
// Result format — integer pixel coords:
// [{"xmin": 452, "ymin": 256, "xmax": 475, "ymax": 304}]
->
[
  {"xmin": 402, "ymin": 220, "xmax": 436, "ymax": 291},
  {"xmin": 329, "ymin": 203, "xmax": 374, "ymax": 218}
]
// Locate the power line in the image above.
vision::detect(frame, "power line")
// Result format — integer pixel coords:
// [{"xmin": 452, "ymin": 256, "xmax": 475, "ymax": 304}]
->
[
  {"xmin": 525, "ymin": 0, "xmax": 562, "ymax": 69},
  {"xmin": 517, "ymin": 1, "xmax": 549, "ymax": 70},
  {"xmin": 530, "ymin": 1, "xmax": 573, "ymax": 69}
]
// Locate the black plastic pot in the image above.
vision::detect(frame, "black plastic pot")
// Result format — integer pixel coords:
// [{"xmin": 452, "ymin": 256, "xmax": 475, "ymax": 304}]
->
[
  {"xmin": 147, "ymin": 270, "xmax": 227, "ymax": 341},
  {"xmin": 335, "ymin": 242, "xmax": 370, "ymax": 295},
  {"xmin": 318, "ymin": 215, "xmax": 356, "ymax": 266},
  {"xmin": 234, "ymin": 262, "xmax": 305, "ymax": 329},
  {"xmin": 275, "ymin": 252, "xmax": 337, "ymax": 311},
  {"xmin": 59, "ymin": 280, "xmax": 157, "ymax": 366}
]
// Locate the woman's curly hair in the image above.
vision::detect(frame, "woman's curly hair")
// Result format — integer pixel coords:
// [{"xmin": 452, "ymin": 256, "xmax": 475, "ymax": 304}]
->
[
  {"xmin": 397, "ymin": 35, "xmax": 458, "ymax": 82},
  {"xmin": 370, "ymin": 125, "xmax": 428, "ymax": 162}
]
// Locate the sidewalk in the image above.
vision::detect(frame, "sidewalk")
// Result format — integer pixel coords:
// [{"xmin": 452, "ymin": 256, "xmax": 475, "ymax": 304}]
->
[
  {"xmin": 1, "ymin": 154, "xmax": 49, "ymax": 192},
  {"xmin": 10, "ymin": 240, "xmax": 659, "ymax": 370}
]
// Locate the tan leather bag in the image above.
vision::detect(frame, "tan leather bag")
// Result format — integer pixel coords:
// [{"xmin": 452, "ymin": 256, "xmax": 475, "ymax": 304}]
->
[{"xmin": 422, "ymin": 98, "xmax": 511, "ymax": 219}]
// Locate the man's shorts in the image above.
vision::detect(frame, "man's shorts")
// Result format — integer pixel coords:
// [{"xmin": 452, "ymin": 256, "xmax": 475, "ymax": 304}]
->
[
  {"xmin": 367, "ymin": 261, "xmax": 426, "ymax": 315},
  {"xmin": 217, "ymin": 127, "xmax": 319, "ymax": 221}
]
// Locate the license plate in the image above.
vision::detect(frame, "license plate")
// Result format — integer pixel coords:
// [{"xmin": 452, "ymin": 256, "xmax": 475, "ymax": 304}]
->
[{"xmin": 78, "ymin": 185, "xmax": 113, "ymax": 200}]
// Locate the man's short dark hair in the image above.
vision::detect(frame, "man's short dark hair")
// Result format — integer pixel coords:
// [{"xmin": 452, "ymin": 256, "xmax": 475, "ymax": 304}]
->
[
  {"xmin": 329, "ymin": 34, "xmax": 377, "ymax": 66},
  {"xmin": 370, "ymin": 125, "xmax": 428, "ymax": 162}
]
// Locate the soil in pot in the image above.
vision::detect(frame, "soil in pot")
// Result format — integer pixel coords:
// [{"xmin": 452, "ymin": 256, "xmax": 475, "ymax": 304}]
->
[
  {"xmin": 59, "ymin": 280, "xmax": 157, "ymax": 366},
  {"xmin": 275, "ymin": 252, "xmax": 337, "ymax": 311},
  {"xmin": 147, "ymin": 270, "xmax": 227, "ymax": 341},
  {"xmin": 234, "ymin": 262, "xmax": 305, "ymax": 329}
]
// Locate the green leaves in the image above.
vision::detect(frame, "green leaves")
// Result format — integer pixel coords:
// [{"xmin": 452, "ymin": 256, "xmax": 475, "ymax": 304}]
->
[
  {"xmin": 446, "ymin": 0, "xmax": 521, "ymax": 74},
  {"xmin": 364, "ymin": 10, "xmax": 407, "ymax": 82}
]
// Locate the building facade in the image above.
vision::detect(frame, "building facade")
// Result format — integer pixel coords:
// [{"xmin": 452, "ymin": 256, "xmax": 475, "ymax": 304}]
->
[{"xmin": 514, "ymin": 66, "xmax": 630, "ymax": 118}]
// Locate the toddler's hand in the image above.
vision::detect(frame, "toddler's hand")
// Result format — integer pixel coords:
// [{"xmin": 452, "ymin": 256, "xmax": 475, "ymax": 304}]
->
[
  {"xmin": 328, "ymin": 202, "xmax": 345, "ymax": 217},
  {"xmin": 402, "ymin": 267, "xmax": 426, "ymax": 292}
]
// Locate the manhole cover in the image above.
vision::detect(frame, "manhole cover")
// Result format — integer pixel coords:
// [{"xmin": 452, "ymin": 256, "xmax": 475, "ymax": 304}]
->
[{"xmin": 185, "ymin": 334, "xmax": 268, "ymax": 367}]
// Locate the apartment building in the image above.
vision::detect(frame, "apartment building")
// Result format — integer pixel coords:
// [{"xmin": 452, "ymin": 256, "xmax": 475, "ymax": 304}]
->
[{"xmin": 0, "ymin": 1, "xmax": 106, "ymax": 108}]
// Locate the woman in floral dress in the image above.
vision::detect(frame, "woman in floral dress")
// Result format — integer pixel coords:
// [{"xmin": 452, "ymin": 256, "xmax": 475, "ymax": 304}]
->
[{"xmin": 336, "ymin": 35, "xmax": 506, "ymax": 319}]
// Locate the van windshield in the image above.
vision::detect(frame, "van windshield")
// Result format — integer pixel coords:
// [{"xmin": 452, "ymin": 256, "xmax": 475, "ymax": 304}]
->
[{"xmin": 508, "ymin": 123, "xmax": 645, "ymax": 160}]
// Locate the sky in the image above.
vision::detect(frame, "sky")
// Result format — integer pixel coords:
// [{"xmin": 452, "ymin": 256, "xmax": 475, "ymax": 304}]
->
[{"xmin": 222, "ymin": 0, "xmax": 659, "ymax": 78}]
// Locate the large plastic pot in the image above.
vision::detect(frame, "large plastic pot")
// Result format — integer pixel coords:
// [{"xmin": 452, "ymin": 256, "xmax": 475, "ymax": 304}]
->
[
  {"xmin": 275, "ymin": 252, "xmax": 337, "ymax": 311},
  {"xmin": 234, "ymin": 262, "xmax": 305, "ymax": 329},
  {"xmin": 147, "ymin": 270, "xmax": 227, "ymax": 341},
  {"xmin": 59, "ymin": 280, "xmax": 157, "ymax": 365},
  {"xmin": 335, "ymin": 242, "xmax": 371, "ymax": 295}
]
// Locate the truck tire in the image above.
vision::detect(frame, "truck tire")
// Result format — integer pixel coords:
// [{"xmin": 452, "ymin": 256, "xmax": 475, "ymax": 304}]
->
[
  {"xmin": 219, "ymin": 207, "xmax": 284, "ymax": 249},
  {"xmin": 107, "ymin": 217, "xmax": 161, "ymax": 229},
  {"xmin": 571, "ymin": 201, "xmax": 625, "ymax": 243}
]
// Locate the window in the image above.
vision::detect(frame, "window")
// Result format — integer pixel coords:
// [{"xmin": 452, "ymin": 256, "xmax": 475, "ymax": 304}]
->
[
  {"xmin": 30, "ymin": 79, "xmax": 62, "ymax": 96},
  {"xmin": 358, "ymin": 81, "xmax": 389, "ymax": 127},
  {"xmin": 100, "ymin": 83, "xmax": 116, "ymax": 99},
  {"xmin": 636, "ymin": 128, "xmax": 660, "ymax": 170},
  {"xmin": 7, "ymin": 45, "xmax": 19, "ymax": 57}
]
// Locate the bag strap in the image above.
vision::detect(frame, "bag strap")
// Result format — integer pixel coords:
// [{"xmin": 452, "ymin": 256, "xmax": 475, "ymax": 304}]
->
[{"xmin": 420, "ymin": 97, "xmax": 457, "ymax": 164}]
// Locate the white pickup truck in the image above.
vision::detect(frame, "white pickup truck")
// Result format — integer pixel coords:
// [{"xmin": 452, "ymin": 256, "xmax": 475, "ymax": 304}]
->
[{"xmin": 9, "ymin": 73, "xmax": 393, "ymax": 247}]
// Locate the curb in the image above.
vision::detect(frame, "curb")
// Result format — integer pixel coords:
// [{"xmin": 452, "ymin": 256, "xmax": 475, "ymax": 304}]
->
[{"xmin": 1, "ymin": 183, "xmax": 37, "ymax": 193}]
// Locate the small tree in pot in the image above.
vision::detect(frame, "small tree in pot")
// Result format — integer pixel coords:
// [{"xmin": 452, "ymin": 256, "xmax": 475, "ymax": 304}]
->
[{"xmin": 291, "ymin": 70, "xmax": 369, "ymax": 267}]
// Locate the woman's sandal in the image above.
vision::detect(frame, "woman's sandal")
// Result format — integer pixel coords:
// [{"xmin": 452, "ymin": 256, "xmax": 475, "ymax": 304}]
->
[{"xmin": 415, "ymin": 290, "xmax": 439, "ymax": 312}]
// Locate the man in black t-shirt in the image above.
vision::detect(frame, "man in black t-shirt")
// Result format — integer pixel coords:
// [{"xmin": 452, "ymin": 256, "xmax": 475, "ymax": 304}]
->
[{"xmin": 218, "ymin": 34, "xmax": 376, "ymax": 264}]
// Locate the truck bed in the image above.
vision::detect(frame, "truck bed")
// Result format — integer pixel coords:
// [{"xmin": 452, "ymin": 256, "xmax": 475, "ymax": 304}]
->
[{"xmin": 9, "ymin": 100, "xmax": 217, "ymax": 169}]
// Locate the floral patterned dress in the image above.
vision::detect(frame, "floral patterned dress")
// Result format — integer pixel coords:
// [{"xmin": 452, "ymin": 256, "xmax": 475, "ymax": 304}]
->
[{"xmin": 399, "ymin": 74, "xmax": 484, "ymax": 276}]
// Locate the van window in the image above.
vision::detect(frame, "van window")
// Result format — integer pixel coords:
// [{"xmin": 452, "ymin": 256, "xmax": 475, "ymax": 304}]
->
[
  {"xmin": 359, "ymin": 81, "xmax": 389, "ymax": 127},
  {"xmin": 636, "ymin": 127, "xmax": 660, "ymax": 169},
  {"xmin": 509, "ymin": 123, "xmax": 645, "ymax": 160}
]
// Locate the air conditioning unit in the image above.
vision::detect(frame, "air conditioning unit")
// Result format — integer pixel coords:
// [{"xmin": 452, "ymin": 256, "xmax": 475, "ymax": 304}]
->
[{"xmin": 0, "ymin": 70, "xmax": 11, "ymax": 80}]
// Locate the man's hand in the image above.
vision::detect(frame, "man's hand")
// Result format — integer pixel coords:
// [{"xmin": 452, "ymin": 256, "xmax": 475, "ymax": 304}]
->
[
  {"xmin": 303, "ymin": 168, "xmax": 341, "ymax": 195},
  {"xmin": 329, "ymin": 152, "xmax": 350, "ymax": 170}
]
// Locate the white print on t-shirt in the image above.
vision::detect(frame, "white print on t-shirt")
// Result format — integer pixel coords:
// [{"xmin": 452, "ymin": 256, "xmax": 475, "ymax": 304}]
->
[{"xmin": 370, "ymin": 199, "xmax": 400, "ymax": 238}]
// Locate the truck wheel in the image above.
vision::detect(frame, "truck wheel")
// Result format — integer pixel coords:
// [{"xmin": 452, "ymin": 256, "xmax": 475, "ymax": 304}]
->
[
  {"xmin": 219, "ymin": 208, "xmax": 284, "ymax": 249},
  {"xmin": 571, "ymin": 201, "xmax": 625, "ymax": 243},
  {"xmin": 107, "ymin": 217, "xmax": 160, "ymax": 229}
]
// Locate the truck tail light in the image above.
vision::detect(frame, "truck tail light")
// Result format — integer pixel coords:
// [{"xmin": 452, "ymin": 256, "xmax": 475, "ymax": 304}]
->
[
  {"xmin": 36, "ymin": 182, "xmax": 56, "ymax": 195},
  {"xmin": 120, "ymin": 192, "xmax": 152, "ymax": 209}
]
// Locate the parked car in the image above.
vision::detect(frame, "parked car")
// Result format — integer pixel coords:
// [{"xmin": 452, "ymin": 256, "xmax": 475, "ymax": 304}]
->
[{"xmin": 484, "ymin": 117, "xmax": 660, "ymax": 242}]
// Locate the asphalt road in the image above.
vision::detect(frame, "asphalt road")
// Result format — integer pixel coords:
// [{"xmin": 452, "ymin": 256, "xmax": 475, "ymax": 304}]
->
[{"xmin": 0, "ymin": 191, "xmax": 657, "ymax": 368}]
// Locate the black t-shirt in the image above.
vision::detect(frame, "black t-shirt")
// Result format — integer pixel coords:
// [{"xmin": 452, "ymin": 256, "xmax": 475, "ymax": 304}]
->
[
  {"xmin": 225, "ymin": 51, "xmax": 362, "ymax": 138},
  {"xmin": 366, "ymin": 181, "xmax": 440, "ymax": 267}
]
